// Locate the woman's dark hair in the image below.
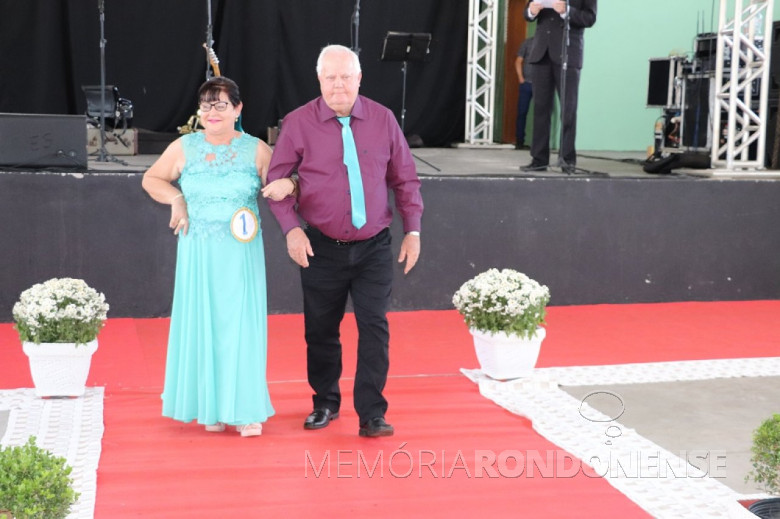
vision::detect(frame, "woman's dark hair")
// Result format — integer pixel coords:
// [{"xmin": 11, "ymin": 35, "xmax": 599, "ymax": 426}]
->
[{"xmin": 198, "ymin": 76, "xmax": 241, "ymax": 106}]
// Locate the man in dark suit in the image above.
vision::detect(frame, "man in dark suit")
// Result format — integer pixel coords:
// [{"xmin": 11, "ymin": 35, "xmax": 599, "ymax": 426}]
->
[{"xmin": 521, "ymin": 0, "xmax": 597, "ymax": 173}]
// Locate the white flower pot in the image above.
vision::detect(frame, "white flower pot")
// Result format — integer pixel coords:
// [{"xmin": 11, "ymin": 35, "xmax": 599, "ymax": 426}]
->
[
  {"xmin": 470, "ymin": 327, "xmax": 545, "ymax": 380},
  {"xmin": 22, "ymin": 340, "xmax": 98, "ymax": 397}
]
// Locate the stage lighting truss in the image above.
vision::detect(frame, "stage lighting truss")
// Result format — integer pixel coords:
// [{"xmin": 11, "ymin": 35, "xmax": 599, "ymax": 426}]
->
[
  {"xmin": 464, "ymin": 0, "xmax": 498, "ymax": 145},
  {"xmin": 711, "ymin": 0, "xmax": 774, "ymax": 174},
  {"xmin": 646, "ymin": 0, "xmax": 774, "ymax": 176}
]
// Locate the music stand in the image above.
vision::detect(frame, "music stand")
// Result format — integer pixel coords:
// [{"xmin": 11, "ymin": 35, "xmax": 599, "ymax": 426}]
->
[{"xmin": 381, "ymin": 32, "xmax": 431, "ymax": 133}]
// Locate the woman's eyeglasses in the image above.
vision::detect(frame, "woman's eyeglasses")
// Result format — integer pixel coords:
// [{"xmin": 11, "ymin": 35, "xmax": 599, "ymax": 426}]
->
[{"xmin": 199, "ymin": 101, "xmax": 230, "ymax": 112}]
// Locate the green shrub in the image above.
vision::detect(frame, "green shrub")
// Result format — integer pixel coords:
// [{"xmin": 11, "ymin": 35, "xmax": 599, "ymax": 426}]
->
[
  {"xmin": 747, "ymin": 413, "xmax": 780, "ymax": 495},
  {"xmin": 0, "ymin": 437, "xmax": 79, "ymax": 519}
]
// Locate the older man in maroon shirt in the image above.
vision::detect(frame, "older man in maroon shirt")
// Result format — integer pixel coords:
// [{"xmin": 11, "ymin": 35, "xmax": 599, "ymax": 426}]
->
[{"xmin": 263, "ymin": 44, "xmax": 423, "ymax": 438}]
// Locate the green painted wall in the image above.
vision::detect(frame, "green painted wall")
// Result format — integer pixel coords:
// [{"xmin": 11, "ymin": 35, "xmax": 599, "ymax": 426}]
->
[{"xmin": 572, "ymin": 0, "xmax": 779, "ymax": 151}]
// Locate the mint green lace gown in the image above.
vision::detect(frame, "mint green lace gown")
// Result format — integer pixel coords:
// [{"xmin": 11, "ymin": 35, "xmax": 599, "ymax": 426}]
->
[{"xmin": 161, "ymin": 132, "xmax": 274, "ymax": 426}]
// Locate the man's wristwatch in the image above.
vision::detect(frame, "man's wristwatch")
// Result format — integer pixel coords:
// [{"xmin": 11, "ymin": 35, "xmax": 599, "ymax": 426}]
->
[{"xmin": 406, "ymin": 231, "xmax": 420, "ymax": 236}]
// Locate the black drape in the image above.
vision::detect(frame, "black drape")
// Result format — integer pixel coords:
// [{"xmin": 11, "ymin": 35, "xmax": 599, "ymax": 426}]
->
[{"xmin": 0, "ymin": 0, "xmax": 468, "ymax": 147}]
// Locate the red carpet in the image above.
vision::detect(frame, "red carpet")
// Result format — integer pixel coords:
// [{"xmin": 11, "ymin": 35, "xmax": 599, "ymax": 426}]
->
[{"xmin": 2, "ymin": 301, "xmax": 779, "ymax": 517}]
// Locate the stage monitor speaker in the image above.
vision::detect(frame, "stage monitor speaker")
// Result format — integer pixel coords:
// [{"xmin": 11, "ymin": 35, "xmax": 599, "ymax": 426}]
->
[{"xmin": 0, "ymin": 113, "xmax": 87, "ymax": 169}]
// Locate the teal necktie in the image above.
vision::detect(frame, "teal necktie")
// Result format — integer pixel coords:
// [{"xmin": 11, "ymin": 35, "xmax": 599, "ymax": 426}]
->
[{"xmin": 338, "ymin": 116, "xmax": 366, "ymax": 229}]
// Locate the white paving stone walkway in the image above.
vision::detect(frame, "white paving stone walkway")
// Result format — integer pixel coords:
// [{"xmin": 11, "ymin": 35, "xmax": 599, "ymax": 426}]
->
[
  {"xmin": 462, "ymin": 357, "xmax": 780, "ymax": 519},
  {"xmin": 0, "ymin": 387, "xmax": 104, "ymax": 519}
]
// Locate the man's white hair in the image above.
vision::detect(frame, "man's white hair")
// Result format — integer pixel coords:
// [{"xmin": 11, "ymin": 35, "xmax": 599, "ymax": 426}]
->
[{"xmin": 316, "ymin": 44, "xmax": 362, "ymax": 76}]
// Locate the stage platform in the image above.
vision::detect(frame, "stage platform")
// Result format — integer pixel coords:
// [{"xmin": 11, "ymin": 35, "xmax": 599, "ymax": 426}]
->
[
  {"xmin": 2, "ymin": 146, "xmax": 780, "ymax": 319},
  {"xmin": 74, "ymin": 146, "xmax": 780, "ymax": 180}
]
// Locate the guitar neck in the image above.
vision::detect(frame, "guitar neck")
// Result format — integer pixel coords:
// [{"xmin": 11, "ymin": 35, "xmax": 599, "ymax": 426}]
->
[{"xmin": 203, "ymin": 43, "xmax": 221, "ymax": 77}]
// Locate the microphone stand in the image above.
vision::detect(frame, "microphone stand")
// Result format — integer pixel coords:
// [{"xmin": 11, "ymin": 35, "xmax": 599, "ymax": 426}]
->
[
  {"xmin": 556, "ymin": 3, "xmax": 596, "ymax": 176},
  {"xmin": 351, "ymin": 0, "xmax": 361, "ymax": 55},
  {"xmin": 95, "ymin": 0, "xmax": 125, "ymax": 164},
  {"xmin": 400, "ymin": 60, "xmax": 408, "ymax": 132},
  {"xmin": 557, "ymin": 4, "xmax": 571, "ymax": 173},
  {"xmin": 205, "ymin": 0, "xmax": 215, "ymax": 79}
]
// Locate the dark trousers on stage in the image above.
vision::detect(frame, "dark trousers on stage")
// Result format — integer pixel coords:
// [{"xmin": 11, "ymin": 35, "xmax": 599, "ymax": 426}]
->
[
  {"xmin": 516, "ymin": 81, "xmax": 533, "ymax": 147},
  {"xmin": 530, "ymin": 53, "xmax": 581, "ymax": 166},
  {"xmin": 301, "ymin": 227, "xmax": 393, "ymax": 423}
]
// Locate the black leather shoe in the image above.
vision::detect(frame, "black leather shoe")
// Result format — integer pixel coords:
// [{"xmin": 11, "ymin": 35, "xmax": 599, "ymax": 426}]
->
[
  {"xmin": 561, "ymin": 163, "xmax": 577, "ymax": 174},
  {"xmin": 520, "ymin": 162, "xmax": 548, "ymax": 172},
  {"xmin": 359, "ymin": 417, "xmax": 394, "ymax": 437},
  {"xmin": 303, "ymin": 408, "xmax": 339, "ymax": 430}
]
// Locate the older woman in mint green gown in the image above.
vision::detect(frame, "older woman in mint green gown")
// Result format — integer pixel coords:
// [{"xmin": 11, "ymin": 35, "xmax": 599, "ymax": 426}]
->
[{"xmin": 142, "ymin": 77, "xmax": 294, "ymax": 437}]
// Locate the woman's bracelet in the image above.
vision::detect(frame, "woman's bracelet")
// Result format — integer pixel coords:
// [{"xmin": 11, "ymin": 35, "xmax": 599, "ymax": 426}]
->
[
  {"xmin": 171, "ymin": 193, "xmax": 184, "ymax": 204},
  {"xmin": 288, "ymin": 177, "xmax": 298, "ymax": 197}
]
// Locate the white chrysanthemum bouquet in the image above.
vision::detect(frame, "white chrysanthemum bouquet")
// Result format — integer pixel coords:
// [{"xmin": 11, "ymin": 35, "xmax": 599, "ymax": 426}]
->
[
  {"xmin": 452, "ymin": 268, "xmax": 550, "ymax": 339},
  {"xmin": 13, "ymin": 278, "xmax": 109, "ymax": 345}
]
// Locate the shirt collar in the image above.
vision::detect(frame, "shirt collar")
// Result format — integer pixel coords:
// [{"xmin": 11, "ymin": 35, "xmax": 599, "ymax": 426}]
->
[{"xmin": 316, "ymin": 95, "xmax": 365, "ymax": 123}]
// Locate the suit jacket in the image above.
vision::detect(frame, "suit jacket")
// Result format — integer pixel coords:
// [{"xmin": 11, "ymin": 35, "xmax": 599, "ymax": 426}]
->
[{"xmin": 524, "ymin": 0, "xmax": 597, "ymax": 69}]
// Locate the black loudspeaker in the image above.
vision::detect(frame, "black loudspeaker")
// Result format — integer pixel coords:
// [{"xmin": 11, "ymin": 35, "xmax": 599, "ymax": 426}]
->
[
  {"xmin": 647, "ymin": 58, "xmax": 672, "ymax": 107},
  {"xmin": 766, "ymin": 97, "xmax": 779, "ymax": 168},
  {"xmin": 769, "ymin": 21, "xmax": 780, "ymax": 92},
  {"xmin": 682, "ymin": 74, "xmax": 713, "ymax": 149},
  {"xmin": 764, "ymin": 21, "xmax": 780, "ymax": 168},
  {"xmin": 0, "ymin": 113, "xmax": 87, "ymax": 169}
]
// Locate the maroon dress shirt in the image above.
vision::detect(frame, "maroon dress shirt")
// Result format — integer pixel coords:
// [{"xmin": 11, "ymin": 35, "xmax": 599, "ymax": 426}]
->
[{"xmin": 266, "ymin": 95, "xmax": 423, "ymax": 242}]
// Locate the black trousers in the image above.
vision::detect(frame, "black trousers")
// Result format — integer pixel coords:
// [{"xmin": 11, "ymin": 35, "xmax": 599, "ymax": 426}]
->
[
  {"xmin": 301, "ymin": 227, "xmax": 393, "ymax": 423},
  {"xmin": 530, "ymin": 53, "xmax": 581, "ymax": 166}
]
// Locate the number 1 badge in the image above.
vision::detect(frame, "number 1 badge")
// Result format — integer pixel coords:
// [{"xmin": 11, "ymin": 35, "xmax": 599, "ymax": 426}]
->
[{"xmin": 230, "ymin": 207, "xmax": 258, "ymax": 243}]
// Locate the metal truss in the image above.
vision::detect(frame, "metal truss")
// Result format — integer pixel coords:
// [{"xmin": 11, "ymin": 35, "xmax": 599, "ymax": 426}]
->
[
  {"xmin": 710, "ymin": 0, "xmax": 774, "ymax": 174},
  {"xmin": 464, "ymin": 0, "xmax": 498, "ymax": 144}
]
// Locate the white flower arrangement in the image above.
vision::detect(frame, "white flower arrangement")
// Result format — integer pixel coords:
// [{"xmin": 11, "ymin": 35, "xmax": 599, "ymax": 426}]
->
[
  {"xmin": 12, "ymin": 278, "xmax": 109, "ymax": 345},
  {"xmin": 452, "ymin": 268, "xmax": 550, "ymax": 339}
]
